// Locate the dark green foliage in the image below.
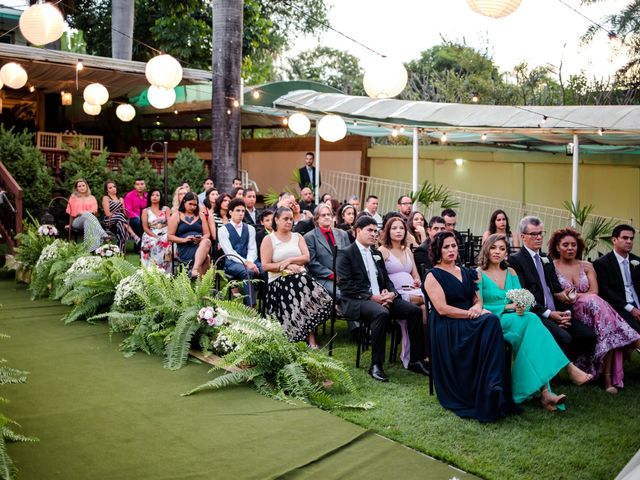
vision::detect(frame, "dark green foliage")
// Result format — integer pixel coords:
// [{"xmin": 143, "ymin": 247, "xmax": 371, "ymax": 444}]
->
[
  {"xmin": 286, "ymin": 47, "xmax": 364, "ymax": 95},
  {"xmin": 168, "ymin": 148, "xmax": 207, "ymax": 194},
  {"xmin": 13, "ymin": 216, "xmax": 54, "ymax": 271},
  {"xmin": 29, "ymin": 241, "xmax": 87, "ymax": 300},
  {"xmin": 0, "ymin": 126, "xmax": 55, "ymax": 215},
  {"xmin": 115, "ymin": 148, "xmax": 162, "ymax": 197},
  {"xmin": 60, "ymin": 145, "xmax": 111, "ymax": 195}
]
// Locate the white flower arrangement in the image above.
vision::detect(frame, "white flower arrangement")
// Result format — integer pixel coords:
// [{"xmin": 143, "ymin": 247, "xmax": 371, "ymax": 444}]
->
[
  {"xmin": 94, "ymin": 244, "xmax": 120, "ymax": 258},
  {"xmin": 35, "ymin": 239, "xmax": 65, "ymax": 267},
  {"xmin": 198, "ymin": 306, "xmax": 229, "ymax": 327},
  {"xmin": 506, "ymin": 288, "xmax": 536, "ymax": 309},
  {"xmin": 631, "ymin": 259, "xmax": 639, "ymax": 268},
  {"xmin": 63, "ymin": 255, "xmax": 103, "ymax": 286},
  {"xmin": 37, "ymin": 224, "xmax": 58, "ymax": 237},
  {"xmin": 212, "ymin": 333, "xmax": 235, "ymax": 355},
  {"xmin": 114, "ymin": 270, "xmax": 144, "ymax": 310}
]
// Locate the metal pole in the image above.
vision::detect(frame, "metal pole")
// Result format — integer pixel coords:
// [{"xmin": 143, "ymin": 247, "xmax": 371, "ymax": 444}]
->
[
  {"xmin": 163, "ymin": 141, "xmax": 169, "ymax": 207},
  {"xmin": 571, "ymin": 134, "xmax": 579, "ymax": 228},
  {"xmin": 412, "ymin": 128, "xmax": 419, "ymax": 210},
  {"xmin": 315, "ymin": 128, "xmax": 320, "ymax": 205}
]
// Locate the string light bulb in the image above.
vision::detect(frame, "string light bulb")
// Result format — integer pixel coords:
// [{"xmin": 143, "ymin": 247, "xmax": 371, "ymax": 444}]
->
[
  {"xmin": 481, "ymin": 133, "xmax": 488, "ymax": 141},
  {"xmin": 251, "ymin": 90, "xmax": 260, "ymax": 99},
  {"xmin": 540, "ymin": 115, "xmax": 548, "ymax": 125},
  {"xmin": 282, "ymin": 117, "xmax": 288, "ymax": 126},
  {"xmin": 391, "ymin": 128, "xmax": 399, "ymax": 138},
  {"xmin": 440, "ymin": 132, "xmax": 447, "ymax": 143},
  {"xmin": 76, "ymin": 61, "xmax": 83, "ymax": 71},
  {"xmin": 471, "ymin": 93, "xmax": 479, "ymax": 103},
  {"xmin": 399, "ymin": 126, "xmax": 405, "ymax": 133},
  {"xmin": 28, "ymin": 85, "xmax": 35, "ymax": 93},
  {"xmin": 232, "ymin": 99, "xmax": 240, "ymax": 108},
  {"xmin": 598, "ymin": 128, "xmax": 604, "ymax": 136}
]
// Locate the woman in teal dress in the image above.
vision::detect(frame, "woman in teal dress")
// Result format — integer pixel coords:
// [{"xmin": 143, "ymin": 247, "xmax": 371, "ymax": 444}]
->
[{"xmin": 478, "ymin": 234, "xmax": 592, "ymax": 411}]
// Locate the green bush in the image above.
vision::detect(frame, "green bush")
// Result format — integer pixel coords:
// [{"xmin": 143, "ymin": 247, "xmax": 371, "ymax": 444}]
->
[
  {"xmin": 61, "ymin": 144, "xmax": 111, "ymax": 195},
  {"xmin": 168, "ymin": 148, "xmax": 207, "ymax": 194},
  {"xmin": 115, "ymin": 148, "xmax": 162, "ymax": 197},
  {"xmin": 0, "ymin": 126, "xmax": 54, "ymax": 215}
]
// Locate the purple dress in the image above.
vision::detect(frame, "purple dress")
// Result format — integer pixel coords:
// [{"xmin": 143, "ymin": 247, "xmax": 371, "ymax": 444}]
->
[
  {"xmin": 385, "ymin": 249, "xmax": 425, "ymax": 367},
  {"xmin": 557, "ymin": 265, "xmax": 639, "ymax": 387}
]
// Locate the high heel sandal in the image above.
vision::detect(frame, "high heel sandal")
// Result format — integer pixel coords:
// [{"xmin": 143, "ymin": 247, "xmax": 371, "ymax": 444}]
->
[
  {"xmin": 567, "ymin": 365, "xmax": 593, "ymax": 386},
  {"xmin": 604, "ymin": 374, "xmax": 618, "ymax": 394}
]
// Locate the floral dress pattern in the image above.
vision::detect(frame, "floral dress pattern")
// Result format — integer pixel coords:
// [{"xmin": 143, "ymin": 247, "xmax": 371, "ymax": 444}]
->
[{"xmin": 140, "ymin": 208, "xmax": 171, "ymax": 273}]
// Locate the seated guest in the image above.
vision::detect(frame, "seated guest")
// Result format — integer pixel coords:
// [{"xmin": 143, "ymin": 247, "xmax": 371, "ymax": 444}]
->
[
  {"xmin": 170, "ymin": 185, "xmax": 188, "ymax": 214},
  {"xmin": 140, "ymin": 188, "xmax": 171, "ymax": 273},
  {"xmin": 218, "ymin": 198, "xmax": 262, "ymax": 306},
  {"xmin": 202, "ymin": 187, "xmax": 219, "ymax": 245},
  {"xmin": 243, "ymin": 188, "xmax": 259, "ymax": 226},
  {"xmin": 441, "ymin": 208, "xmax": 466, "ymax": 263},
  {"xmin": 347, "ymin": 195, "xmax": 360, "ymax": 212},
  {"xmin": 261, "ymin": 207, "xmax": 332, "ymax": 347},
  {"xmin": 167, "ymin": 192, "xmax": 211, "ymax": 278},
  {"xmin": 298, "ymin": 187, "xmax": 316, "ymax": 213},
  {"xmin": 381, "ymin": 211, "xmax": 402, "ymax": 232},
  {"xmin": 213, "ymin": 193, "xmax": 231, "ymax": 231},
  {"xmin": 320, "ymin": 193, "xmax": 332, "ymax": 205},
  {"xmin": 66, "ymin": 178, "xmax": 109, "ymax": 252},
  {"xmin": 378, "ymin": 216, "xmax": 426, "ymax": 368},
  {"xmin": 277, "ymin": 192, "xmax": 295, "ymax": 209},
  {"xmin": 413, "ymin": 216, "xmax": 446, "ymax": 271},
  {"xmin": 482, "ymin": 209, "xmax": 520, "ymax": 251},
  {"xmin": 256, "ymin": 209, "xmax": 274, "ymax": 262},
  {"xmin": 478, "ymin": 234, "xmax": 592, "ymax": 411},
  {"xmin": 232, "ymin": 177, "xmax": 242, "ymax": 190},
  {"xmin": 124, "ymin": 178, "xmax": 147, "ymax": 253},
  {"xmin": 363, "ymin": 195, "xmax": 383, "ymax": 228},
  {"xmin": 231, "ymin": 186, "xmax": 244, "ymax": 199},
  {"xmin": 336, "ymin": 203, "xmax": 356, "ymax": 243},
  {"xmin": 197, "ymin": 177, "xmax": 214, "ymax": 205},
  {"xmin": 509, "ymin": 216, "xmax": 597, "ymax": 360},
  {"xmin": 396, "ymin": 195, "xmax": 413, "ymax": 221},
  {"xmin": 550, "ymin": 228, "xmax": 640, "ymax": 393},
  {"xmin": 291, "ymin": 200, "xmax": 304, "ymax": 226},
  {"xmin": 337, "ymin": 216, "xmax": 429, "ymax": 382},
  {"xmin": 102, "ymin": 180, "xmax": 136, "ymax": 252},
  {"xmin": 593, "ymin": 224, "xmax": 640, "ymax": 335},
  {"xmin": 424, "ymin": 231, "xmax": 519, "ymax": 422},
  {"xmin": 329, "ymin": 199, "xmax": 341, "ymax": 222},
  {"xmin": 407, "ymin": 211, "xmax": 427, "ymax": 248}
]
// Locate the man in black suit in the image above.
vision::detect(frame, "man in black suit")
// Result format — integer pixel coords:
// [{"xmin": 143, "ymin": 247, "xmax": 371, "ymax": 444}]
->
[
  {"xmin": 298, "ymin": 152, "xmax": 319, "ymax": 191},
  {"xmin": 243, "ymin": 188, "xmax": 260, "ymax": 226},
  {"xmin": 441, "ymin": 208, "xmax": 467, "ymax": 264},
  {"xmin": 593, "ymin": 224, "xmax": 640, "ymax": 333},
  {"xmin": 509, "ymin": 216, "xmax": 596, "ymax": 360},
  {"xmin": 337, "ymin": 216, "xmax": 429, "ymax": 382},
  {"xmin": 413, "ymin": 216, "xmax": 446, "ymax": 271},
  {"xmin": 298, "ymin": 187, "xmax": 316, "ymax": 213}
]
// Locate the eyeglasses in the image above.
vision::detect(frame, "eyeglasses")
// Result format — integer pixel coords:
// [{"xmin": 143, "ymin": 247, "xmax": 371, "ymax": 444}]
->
[
  {"xmin": 523, "ymin": 231, "xmax": 546, "ymax": 237},
  {"xmin": 400, "ymin": 202, "xmax": 413, "ymax": 206}
]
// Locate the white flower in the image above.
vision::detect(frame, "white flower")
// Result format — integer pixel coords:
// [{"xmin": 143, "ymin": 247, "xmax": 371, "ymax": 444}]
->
[
  {"xmin": 114, "ymin": 271, "xmax": 144, "ymax": 310},
  {"xmin": 506, "ymin": 288, "xmax": 536, "ymax": 309},
  {"xmin": 64, "ymin": 256, "xmax": 103, "ymax": 286},
  {"xmin": 541, "ymin": 256, "xmax": 550, "ymax": 264},
  {"xmin": 372, "ymin": 254, "xmax": 381, "ymax": 262},
  {"xmin": 631, "ymin": 260, "xmax": 639, "ymax": 268},
  {"xmin": 203, "ymin": 309, "xmax": 214, "ymax": 320}
]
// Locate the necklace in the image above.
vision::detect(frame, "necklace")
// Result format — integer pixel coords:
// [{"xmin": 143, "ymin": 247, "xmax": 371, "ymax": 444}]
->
[{"xmin": 184, "ymin": 214, "xmax": 195, "ymax": 222}]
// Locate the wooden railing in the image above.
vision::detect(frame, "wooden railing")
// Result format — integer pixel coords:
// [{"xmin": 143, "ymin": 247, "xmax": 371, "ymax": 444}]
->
[{"xmin": 0, "ymin": 161, "xmax": 23, "ymax": 253}]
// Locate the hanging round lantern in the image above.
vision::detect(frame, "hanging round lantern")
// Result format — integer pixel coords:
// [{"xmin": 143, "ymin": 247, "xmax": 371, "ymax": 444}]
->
[
  {"xmin": 145, "ymin": 54, "xmax": 183, "ymax": 89},
  {"xmin": 116, "ymin": 104, "xmax": 136, "ymax": 122},
  {"xmin": 83, "ymin": 83, "xmax": 109, "ymax": 106},
  {"xmin": 19, "ymin": 2, "xmax": 65, "ymax": 46},
  {"xmin": 317, "ymin": 115, "xmax": 347, "ymax": 143},
  {"xmin": 363, "ymin": 57, "xmax": 408, "ymax": 99},
  {"xmin": 0, "ymin": 63, "xmax": 28, "ymax": 89},
  {"xmin": 147, "ymin": 85, "xmax": 176, "ymax": 109},
  {"xmin": 466, "ymin": 0, "xmax": 522, "ymax": 18},
  {"xmin": 288, "ymin": 113, "xmax": 311, "ymax": 135},
  {"xmin": 83, "ymin": 102, "xmax": 101, "ymax": 116}
]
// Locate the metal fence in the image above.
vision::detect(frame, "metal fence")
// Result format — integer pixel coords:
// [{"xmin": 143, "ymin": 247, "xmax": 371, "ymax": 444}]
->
[{"xmin": 321, "ymin": 169, "xmax": 634, "ymax": 255}]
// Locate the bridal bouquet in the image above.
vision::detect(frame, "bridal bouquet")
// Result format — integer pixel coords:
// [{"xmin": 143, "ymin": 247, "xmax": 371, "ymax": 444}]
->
[
  {"xmin": 198, "ymin": 306, "xmax": 229, "ymax": 327},
  {"xmin": 94, "ymin": 244, "xmax": 120, "ymax": 258},
  {"xmin": 37, "ymin": 224, "xmax": 58, "ymax": 237},
  {"xmin": 506, "ymin": 288, "xmax": 535, "ymax": 309}
]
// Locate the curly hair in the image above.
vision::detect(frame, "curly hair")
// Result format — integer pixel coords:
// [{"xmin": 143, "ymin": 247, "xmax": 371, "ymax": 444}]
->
[
  {"xmin": 429, "ymin": 231, "xmax": 456, "ymax": 264},
  {"xmin": 547, "ymin": 227, "xmax": 585, "ymax": 260}
]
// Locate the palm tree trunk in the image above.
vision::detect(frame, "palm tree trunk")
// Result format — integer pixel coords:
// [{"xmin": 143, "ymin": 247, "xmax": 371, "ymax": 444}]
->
[
  {"xmin": 211, "ymin": 0, "xmax": 243, "ymax": 190},
  {"xmin": 112, "ymin": 0, "xmax": 134, "ymax": 60}
]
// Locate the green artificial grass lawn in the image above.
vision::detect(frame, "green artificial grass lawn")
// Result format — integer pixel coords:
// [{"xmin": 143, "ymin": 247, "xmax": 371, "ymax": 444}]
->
[{"xmin": 320, "ymin": 321, "xmax": 640, "ymax": 480}]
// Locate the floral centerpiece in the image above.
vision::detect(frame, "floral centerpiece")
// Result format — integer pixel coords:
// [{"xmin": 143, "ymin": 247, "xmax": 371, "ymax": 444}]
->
[
  {"xmin": 63, "ymin": 255, "xmax": 103, "ymax": 287},
  {"xmin": 506, "ymin": 288, "xmax": 535, "ymax": 309},
  {"xmin": 94, "ymin": 244, "xmax": 120, "ymax": 258},
  {"xmin": 37, "ymin": 224, "xmax": 58, "ymax": 237},
  {"xmin": 113, "ymin": 270, "xmax": 144, "ymax": 311},
  {"xmin": 198, "ymin": 306, "xmax": 229, "ymax": 327},
  {"xmin": 35, "ymin": 239, "xmax": 66, "ymax": 268}
]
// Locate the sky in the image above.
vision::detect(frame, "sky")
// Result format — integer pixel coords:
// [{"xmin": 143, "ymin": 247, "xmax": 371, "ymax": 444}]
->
[{"xmin": 287, "ymin": 0, "xmax": 631, "ymax": 80}]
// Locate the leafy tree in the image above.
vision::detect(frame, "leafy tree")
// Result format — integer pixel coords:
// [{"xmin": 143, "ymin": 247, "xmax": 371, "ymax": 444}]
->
[
  {"xmin": 115, "ymin": 148, "xmax": 161, "ymax": 196},
  {"xmin": 60, "ymin": 145, "xmax": 111, "ymax": 195},
  {"xmin": 285, "ymin": 46, "xmax": 365, "ymax": 95},
  {"xmin": 168, "ymin": 148, "xmax": 207, "ymax": 194},
  {"xmin": 0, "ymin": 126, "xmax": 55, "ymax": 215}
]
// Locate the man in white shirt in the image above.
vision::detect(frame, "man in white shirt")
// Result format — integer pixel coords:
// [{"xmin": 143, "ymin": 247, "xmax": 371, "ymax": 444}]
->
[
  {"xmin": 363, "ymin": 195, "xmax": 383, "ymax": 229},
  {"xmin": 197, "ymin": 177, "xmax": 214, "ymax": 205},
  {"xmin": 218, "ymin": 198, "xmax": 262, "ymax": 306},
  {"xmin": 594, "ymin": 224, "xmax": 640, "ymax": 333}
]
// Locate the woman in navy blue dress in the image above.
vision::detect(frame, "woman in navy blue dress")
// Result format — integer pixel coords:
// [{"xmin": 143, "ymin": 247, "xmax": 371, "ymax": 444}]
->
[{"xmin": 423, "ymin": 231, "xmax": 519, "ymax": 422}]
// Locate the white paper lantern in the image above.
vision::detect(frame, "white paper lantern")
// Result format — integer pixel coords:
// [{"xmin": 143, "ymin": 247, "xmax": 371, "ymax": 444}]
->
[
  {"xmin": 145, "ymin": 54, "xmax": 183, "ymax": 89},
  {"xmin": 466, "ymin": 0, "xmax": 522, "ymax": 18},
  {"xmin": 116, "ymin": 104, "xmax": 136, "ymax": 122},
  {"xmin": 288, "ymin": 113, "xmax": 311, "ymax": 135},
  {"xmin": 317, "ymin": 115, "xmax": 347, "ymax": 143},
  {"xmin": 83, "ymin": 101, "xmax": 101, "ymax": 116},
  {"xmin": 363, "ymin": 57, "xmax": 408, "ymax": 99},
  {"xmin": 19, "ymin": 2, "xmax": 65, "ymax": 46},
  {"xmin": 0, "ymin": 63, "xmax": 28, "ymax": 89},
  {"xmin": 83, "ymin": 83, "xmax": 109, "ymax": 106},
  {"xmin": 147, "ymin": 85, "xmax": 176, "ymax": 109}
]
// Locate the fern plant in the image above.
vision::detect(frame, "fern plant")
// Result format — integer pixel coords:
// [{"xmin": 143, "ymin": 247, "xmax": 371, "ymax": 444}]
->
[
  {"xmin": 29, "ymin": 241, "xmax": 86, "ymax": 299},
  {"xmin": 13, "ymin": 214, "xmax": 54, "ymax": 272}
]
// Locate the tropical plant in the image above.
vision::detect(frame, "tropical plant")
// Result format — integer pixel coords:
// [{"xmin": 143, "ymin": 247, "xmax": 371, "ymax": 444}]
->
[
  {"xmin": 0, "ymin": 334, "xmax": 38, "ymax": 480},
  {"xmin": 13, "ymin": 215, "xmax": 54, "ymax": 272},
  {"xmin": 29, "ymin": 240, "xmax": 86, "ymax": 300},
  {"xmin": 562, "ymin": 200, "xmax": 617, "ymax": 259},
  {"xmin": 167, "ymin": 148, "xmax": 207, "ymax": 194},
  {"xmin": 410, "ymin": 180, "xmax": 459, "ymax": 211},
  {"xmin": 60, "ymin": 144, "xmax": 111, "ymax": 194}
]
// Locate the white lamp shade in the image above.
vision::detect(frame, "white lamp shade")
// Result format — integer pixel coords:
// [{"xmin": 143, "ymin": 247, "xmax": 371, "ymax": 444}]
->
[
  {"xmin": 83, "ymin": 102, "xmax": 101, "ymax": 116},
  {"xmin": 147, "ymin": 85, "xmax": 176, "ymax": 109},
  {"xmin": 288, "ymin": 113, "xmax": 311, "ymax": 135},
  {"xmin": 317, "ymin": 115, "xmax": 347, "ymax": 143},
  {"xmin": 363, "ymin": 57, "xmax": 408, "ymax": 99},
  {"xmin": 19, "ymin": 3, "xmax": 65, "ymax": 46},
  {"xmin": 466, "ymin": 0, "xmax": 522, "ymax": 18},
  {"xmin": 116, "ymin": 104, "xmax": 136, "ymax": 122},
  {"xmin": 0, "ymin": 63, "xmax": 27, "ymax": 89},
  {"xmin": 83, "ymin": 83, "xmax": 109, "ymax": 106},
  {"xmin": 145, "ymin": 54, "xmax": 183, "ymax": 89}
]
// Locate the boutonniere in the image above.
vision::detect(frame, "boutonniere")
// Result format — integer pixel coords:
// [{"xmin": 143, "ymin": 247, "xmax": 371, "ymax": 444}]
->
[
  {"xmin": 372, "ymin": 254, "xmax": 382, "ymax": 262},
  {"xmin": 541, "ymin": 256, "xmax": 550, "ymax": 265},
  {"xmin": 631, "ymin": 260, "xmax": 639, "ymax": 268}
]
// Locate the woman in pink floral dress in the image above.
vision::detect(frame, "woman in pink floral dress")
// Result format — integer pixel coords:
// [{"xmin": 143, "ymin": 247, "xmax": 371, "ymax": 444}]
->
[{"xmin": 549, "ymin": 228, "xmax": 640, "ymax": 393}]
